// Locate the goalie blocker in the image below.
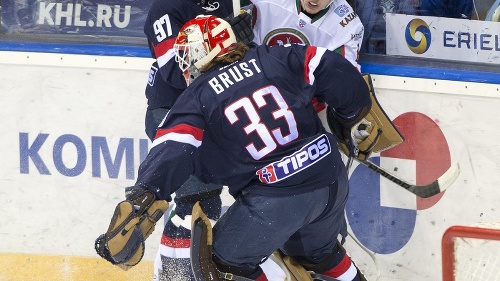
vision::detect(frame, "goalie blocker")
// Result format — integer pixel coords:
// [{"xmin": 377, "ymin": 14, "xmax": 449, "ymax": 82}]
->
[{"xmin": 326, "ymin": 74, "xmax": 404, "ymax": 161}]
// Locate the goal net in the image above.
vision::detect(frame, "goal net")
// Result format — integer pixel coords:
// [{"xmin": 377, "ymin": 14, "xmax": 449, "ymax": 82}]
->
[{"xmin": 442, "ymin": 223, "xmax": 500, "ymax": 281}]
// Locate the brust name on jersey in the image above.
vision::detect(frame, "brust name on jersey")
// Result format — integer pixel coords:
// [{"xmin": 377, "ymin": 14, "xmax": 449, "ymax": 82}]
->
[{"xmin": 208, "ymin": 59, "xmax": 262, "ymax": 94}]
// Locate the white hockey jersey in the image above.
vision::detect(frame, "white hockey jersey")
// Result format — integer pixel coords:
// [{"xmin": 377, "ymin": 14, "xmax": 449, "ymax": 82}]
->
[{"xmin": 251, "ymin": 0, "xmax": 364, "ymax": 70}]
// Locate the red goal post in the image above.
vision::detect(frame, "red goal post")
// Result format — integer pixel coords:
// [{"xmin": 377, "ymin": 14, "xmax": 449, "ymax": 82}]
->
[{"xmin": 442, "ymin": 224, "xmax": 500, "ymax": 281}]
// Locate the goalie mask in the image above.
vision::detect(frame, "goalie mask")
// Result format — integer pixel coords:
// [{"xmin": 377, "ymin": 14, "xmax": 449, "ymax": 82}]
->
[{"xmin": 174, "ymin": 15, "xmax": 237, "ymax": 85}]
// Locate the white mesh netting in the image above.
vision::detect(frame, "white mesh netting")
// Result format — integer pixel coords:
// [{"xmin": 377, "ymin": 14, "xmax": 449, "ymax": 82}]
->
[{"xmin": 449, "ymin": 222, "xmax": 500, "ymax": 281}]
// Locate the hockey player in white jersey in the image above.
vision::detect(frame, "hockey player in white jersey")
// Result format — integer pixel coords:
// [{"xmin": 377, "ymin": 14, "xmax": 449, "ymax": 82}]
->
[
  {"xmin": 250, "ymin": 0, "xmax": 364, "ymax": 71},
  {"xmin": 248, "ymin": 0, "xmax": 363, "ymax": 113}
]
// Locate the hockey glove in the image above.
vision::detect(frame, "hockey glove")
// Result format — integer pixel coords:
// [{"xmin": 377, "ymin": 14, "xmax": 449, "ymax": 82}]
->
[
  {"xmin": 228, "ymin": 11, "xmax": 254, "ymax": 44},
  {"xmin": 94, "ymin": 187, "xmax": 168, "ymax": 270}
]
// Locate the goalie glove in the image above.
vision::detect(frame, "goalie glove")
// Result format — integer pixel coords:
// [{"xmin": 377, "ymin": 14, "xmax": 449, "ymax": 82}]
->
[{"xmin": 94, "ymin": 187, "xmax": 168, "ymax": 270}]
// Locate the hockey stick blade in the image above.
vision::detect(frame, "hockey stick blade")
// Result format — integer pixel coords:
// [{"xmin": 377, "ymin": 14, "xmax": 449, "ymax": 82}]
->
[
  {"xmin": 358, "ymin": 160, "xmax": 460, "ymax": 198},
  {"xmin": 232, "ymin": 0, "xmax": 240, "ymax": 17}
]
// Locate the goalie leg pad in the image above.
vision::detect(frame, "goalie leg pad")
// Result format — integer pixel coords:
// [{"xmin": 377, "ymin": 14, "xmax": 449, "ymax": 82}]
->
[
  {"xmin": 191, "ymin": 202, "xmax": 221, "ymax": 281},
  {"xmin": 190, "ymin": 202, "xmax": 258, "ymax": 281},
  {"xmin": 270, "ymin": 251, "xmax": 314, "ymax": 281}
]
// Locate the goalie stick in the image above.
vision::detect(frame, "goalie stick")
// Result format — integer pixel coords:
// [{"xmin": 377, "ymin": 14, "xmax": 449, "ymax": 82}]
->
[
  {"xmin": 357, "ymin": 159, "xmax": 460, "ymax": 198},
  {"xmin": 232, "ymin": 0, "xmax": 240, "ymax": 18}
]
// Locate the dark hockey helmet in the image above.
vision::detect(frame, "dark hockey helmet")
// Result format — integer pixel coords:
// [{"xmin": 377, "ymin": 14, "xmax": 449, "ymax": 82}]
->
[{"xmin": 174, "ymin": 15, "xmax": 237, "ymax": 83}]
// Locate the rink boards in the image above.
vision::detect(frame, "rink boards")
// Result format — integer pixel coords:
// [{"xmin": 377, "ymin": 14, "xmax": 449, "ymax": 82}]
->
[{"xmin": 0, "ymin": 51, "xmax": 499, "ymax": 281}]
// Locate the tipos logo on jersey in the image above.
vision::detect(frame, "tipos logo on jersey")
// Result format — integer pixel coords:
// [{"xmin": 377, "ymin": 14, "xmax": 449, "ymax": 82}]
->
[
  {"xmin": 256, "ymin": 135, "xmax": 331, "ymax": 183},
  {"xmin": 405, "ymin": 19, "xmax": 431, "ymax": 54},
  {"xmin": 263, "ymin": 28, "xmax": 310, "ymax": 46}
]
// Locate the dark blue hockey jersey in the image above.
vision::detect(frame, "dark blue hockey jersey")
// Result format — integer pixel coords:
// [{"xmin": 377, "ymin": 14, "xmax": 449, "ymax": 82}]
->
[
  {"xmin": 143, "ymin": 0, "xmax": 234, "ymax": 110},
  {"xmin": 136, "ymin": 43, "xmax": 371, "ymax": 200}
]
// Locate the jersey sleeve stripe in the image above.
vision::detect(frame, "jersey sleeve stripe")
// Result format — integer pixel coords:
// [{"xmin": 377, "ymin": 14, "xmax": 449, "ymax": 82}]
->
[
  {"xmin": 152, "ymin": 124, "xmax": 203, "ymax": 148},
  {"xmin": 157, "ymin": 49, "xmax": 176, "ymax": 68},
  {"xmin": 303, "ymin": 46, "xmax": 326, "ymax": 85},
  {"xmin": 338, "ymin": 44, "xmax": 345, "ymax": 57},
  {"xmin": 154, "ymin": 38, "xmax": 176, "ymax": 67},
  {"xmin": 153, "ymin": 37, "xmax": 175, "ymax": 58}
]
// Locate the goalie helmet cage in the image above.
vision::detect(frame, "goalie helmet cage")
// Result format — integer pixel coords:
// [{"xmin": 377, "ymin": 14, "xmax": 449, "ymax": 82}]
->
[{"xmin": 441, "ymin": 223, "xmax": 500, "ymax": 281}]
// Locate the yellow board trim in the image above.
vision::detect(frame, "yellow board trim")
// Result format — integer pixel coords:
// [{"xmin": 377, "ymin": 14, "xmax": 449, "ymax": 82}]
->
[{"xmin": 0, "ymin": 253, "xmax": 154, "ymax": 281}]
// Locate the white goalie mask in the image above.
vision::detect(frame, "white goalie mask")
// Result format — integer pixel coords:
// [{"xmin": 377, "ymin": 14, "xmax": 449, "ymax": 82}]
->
[{"xmin": 173, "ymin": 15, "xmax": 237, "ymax": 85}]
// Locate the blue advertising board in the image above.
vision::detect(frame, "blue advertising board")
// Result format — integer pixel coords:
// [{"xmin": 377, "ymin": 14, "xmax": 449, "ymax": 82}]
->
[{"xmin": 1, "ymin": 0, "xmax": 153, "ymax": 37}]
